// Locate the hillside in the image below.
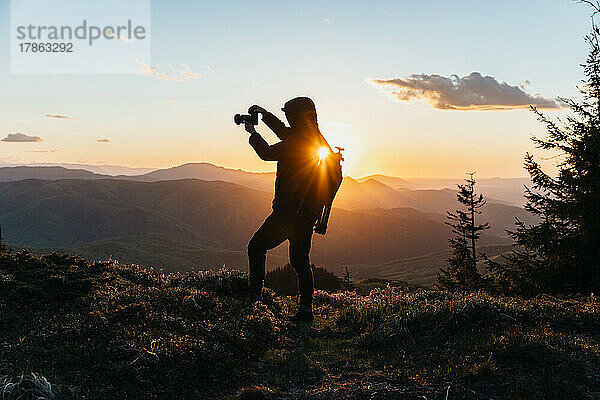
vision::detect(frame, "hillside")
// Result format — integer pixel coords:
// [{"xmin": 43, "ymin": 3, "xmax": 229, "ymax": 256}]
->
[
  {"xmin": 0, "ymin": 179, "xmax": 462, "ymax": 275},
  {"xmin": 132, "ymin": 162, "xmax": 276, "ymax": 192},
  {"xmin": 0, "ymin": 164, "xmax": 531, "ymax": 207},
  {"xmin": 0, "ymin": 166, "xmax": 535, "ymax": 241},
  {"xmin": 376, "ymin": 244, "xmax": 513, "ymax": 286},
  {"xmin": 334, "ymin": 180, "xmax": 535, "ymax": 238},
  {"xmin": 0, "ymin": 164, "xmax": 276, "ymax": 192},
  {"xmin": 0, "ymin": 163, "xmax": 155, "ymax": 176},
  {"xmin": 0, "ymin": 179, "xmax": 270, "ymax": 249},
  {"xmin": 51, "ymin": 234, "xmax": 289, "ymax": 272},
  {"xmin": 0, "ymin": 166, "xmax": 112, "ymax": 181},
  {"xmin": 362, "ymin": 176, "xmax": 532, "ymax": 206},
  {"xmin": 133, "ymin": 167, "xmax": 532, "ymax": 208},
  {"xmin": 0, "ymin": 166, "xmax": 535, "ymax": 283},
  {"xmin": 1, "ymin": 251, "xmax": 598, "ymax": 399}
]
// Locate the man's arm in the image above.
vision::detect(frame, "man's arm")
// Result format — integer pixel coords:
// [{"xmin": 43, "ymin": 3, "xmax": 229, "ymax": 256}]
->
[
  {"xmin": 245, "ymin": 123, "xmax": 286, "ymax": 161},
  {"xmin": 262, "ymin": 112, "xmax": 292, "ymax": 140},
  {"xmin": 249, "ymin": 105, "xmax": 292, "ymax": 140}
]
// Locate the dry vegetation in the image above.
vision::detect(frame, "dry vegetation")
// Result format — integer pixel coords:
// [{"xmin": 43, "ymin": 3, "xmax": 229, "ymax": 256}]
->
[{"xmin": 1, "ymin": 251, "xmax": 599, "ymax": 399}]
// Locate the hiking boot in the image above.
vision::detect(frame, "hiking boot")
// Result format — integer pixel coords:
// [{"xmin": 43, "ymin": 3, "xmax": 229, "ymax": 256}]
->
[
  {"xmin": 290, "ymin": 305, "xmax": 314, "ymax": 324},
  {"xmin": 248, "ymin": 284, "xmax": 263, "ymax": 303}
]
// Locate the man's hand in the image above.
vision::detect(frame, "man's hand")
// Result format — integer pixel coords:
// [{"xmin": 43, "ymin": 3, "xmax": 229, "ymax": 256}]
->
[
  {"xmin": 244, "ymin": 122, "xmax": 257, "ymax": 135},
  {"xmin": 248, "ymin": 105, "xmax": 267, "ymax": 115}
]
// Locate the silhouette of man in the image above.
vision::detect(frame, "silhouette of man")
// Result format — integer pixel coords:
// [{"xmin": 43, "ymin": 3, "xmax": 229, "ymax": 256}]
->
[{"xmin": 244, "ymin": 97, "xmax": 325, "ymax": 323}]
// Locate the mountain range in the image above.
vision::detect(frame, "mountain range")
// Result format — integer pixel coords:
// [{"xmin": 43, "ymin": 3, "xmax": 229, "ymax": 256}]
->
[
  {"xmin": 0, "ymin": 163, "xmax": 535, "ymax": 283},
  {"xmin": 0, "ymin": 163, "xmax": 530, "ymax": 205}
]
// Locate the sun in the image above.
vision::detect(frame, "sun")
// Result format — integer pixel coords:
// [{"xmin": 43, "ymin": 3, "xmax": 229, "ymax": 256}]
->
[{"xmin": 318, "ymin": 147, "xmax": 329, "ymax": 162}]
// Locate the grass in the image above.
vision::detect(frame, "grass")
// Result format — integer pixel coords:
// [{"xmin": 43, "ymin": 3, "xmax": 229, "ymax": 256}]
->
[
  {"xmin": 1, "ymin": 373, "xmax": 57, "ymax": 400},
  {"xmin": 1, "ymin": 250, "xmax": 599, "ymax": 399}
]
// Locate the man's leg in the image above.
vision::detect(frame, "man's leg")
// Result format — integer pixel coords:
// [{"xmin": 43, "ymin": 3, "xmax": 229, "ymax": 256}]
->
[
  {"xmin": 289, "ymin": 216, "xmax": 315, "ymax": 309},
  {"xmin": 247, "ymin": 212, "xmax": 289, "ymax": 297}
]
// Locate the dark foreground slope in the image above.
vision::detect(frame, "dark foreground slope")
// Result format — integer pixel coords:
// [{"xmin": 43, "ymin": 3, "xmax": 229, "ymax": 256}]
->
[{"xmin": 1, "ymin": 252, "xmax": 599, "ymax": 399}]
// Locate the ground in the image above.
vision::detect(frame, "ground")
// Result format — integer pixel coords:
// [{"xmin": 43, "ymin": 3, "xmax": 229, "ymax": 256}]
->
[{"xmin": 1, "ymin": 251, "xmax": 599, "ymax": 399}]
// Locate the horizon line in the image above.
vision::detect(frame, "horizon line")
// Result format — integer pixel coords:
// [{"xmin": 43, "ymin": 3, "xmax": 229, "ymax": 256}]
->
[{"xmin": 0, "ymin": 160, "xmax": 531, "ymax": 180}]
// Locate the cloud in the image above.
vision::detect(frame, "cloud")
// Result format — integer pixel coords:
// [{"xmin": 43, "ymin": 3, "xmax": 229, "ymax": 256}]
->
[
  {"xmin": 167, "ymin": 99, "xmax": 177, "ymax": 105},
  {"xmin": 1, "ymin": 133, "xmax": 43, "ymax": 143},
  {"xmin": 136, "ymin": 60, "xmax": 204, "ymax": 82},
  {"xmin": 324, "ymin": 18, "xmax": 333, "ymax": 24},
  {"xmin": 520, "ymin": 80, "xmax": 531, "ymax": 91},
  {"xmin": 45, "ymin": 114, "xmax": 79, "ymax": 120},
  {"xmin": 372, "ymin": 72, "xmax": 559, "ymax": 111},
  {"xmin": 97, "ymin": 138, "xmax": 111, "ymax": 143}
]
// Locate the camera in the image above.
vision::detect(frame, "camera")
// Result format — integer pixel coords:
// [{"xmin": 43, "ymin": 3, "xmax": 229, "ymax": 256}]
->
[{"xmin": 234, "ymin": 110, "xmax": 259, "ymax": 126}]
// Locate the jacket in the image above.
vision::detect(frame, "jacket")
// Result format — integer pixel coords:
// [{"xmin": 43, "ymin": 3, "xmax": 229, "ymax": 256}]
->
[{"xmin": 249, "ymin": 97, "xmax": 326, "ymax": 215}]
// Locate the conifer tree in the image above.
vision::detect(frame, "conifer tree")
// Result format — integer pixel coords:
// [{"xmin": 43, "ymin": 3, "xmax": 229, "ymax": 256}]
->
[
  {"xmin": 488, "ymin": 3, "xmax": 600, "ymax": 294},
  {"xmin": 342, "ymin": 267, "xmax": 354, "ymax": 290},
  {"xmin": 439, "ymin": 173, "xmax": 490, "ymax": 290}
]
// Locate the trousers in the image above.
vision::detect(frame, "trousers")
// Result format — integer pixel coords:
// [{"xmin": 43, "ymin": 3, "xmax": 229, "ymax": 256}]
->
[{"xmin": 248, "ymin": 210, "xmax": 315, "ymax": 306}]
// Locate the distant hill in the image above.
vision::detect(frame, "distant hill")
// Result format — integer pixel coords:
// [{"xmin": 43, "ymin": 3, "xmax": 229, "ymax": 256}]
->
[
  {"xmin": 0, "ymin": 178, "xmax": 269, "ymax": 250},
  {"xmin": 0, "ymin": 162, "xmax": 155, "ymax": 176},
  {"xmin": 375, "ymin": 244, "xmax": 513, "ymax": 286},
  {"xmin": 0, "ymin": 178, "xmax": 465, "ymax": 274},
  {"xmin": 312, "ymin": 206, "xmax": 450, "ymax": 268},
  {"xmin": 357, "ymin": 174, "xmax": 414, "ymax": 189},
  {"xmin": 50, "ymin": 233, "xmax": 288, "ymax": 272},
  {"xmin": 131, "ymin": 162, "xmax": 276, "ymax": 192},
  {"xmin": 335, "ymin": 181, "xmax": 535, "ymax": 237},
  {"xmin": 0, "ymin": 164, "xmax": 276, "ymax": 192},
  {"xmin": 358, "ymin": 176, "xmax": 530, "ymax": 206},
  {"xmin": 0, "ymin": 164, "xmax": 535, "ymax": 281},
  {"xmin": 0, "ymin": 166, "xmax": 112, "ymax": 181},
  {"xmin": 401, "ymin": 177, "xmax": 531, "ymax": 206},
  {"xmin": 0, "ymin": 163, "xmax": 530, "ymax": 206},
  {"xmin": 334, "ymin": 177, "xmax": 402, "ymax": 209},
  {"xmin": 336, "ymin": 182, "xmax": 461, "ymax": 212},
  {"xmin": 137, "ymin": 165, "xmax": 531, "ymax": 206}
]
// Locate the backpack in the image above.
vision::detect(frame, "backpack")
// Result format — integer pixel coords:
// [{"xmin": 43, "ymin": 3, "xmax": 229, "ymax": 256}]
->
[{"xmin": 311, "ymin": 147, "xmax": 344, "ymax": 235}]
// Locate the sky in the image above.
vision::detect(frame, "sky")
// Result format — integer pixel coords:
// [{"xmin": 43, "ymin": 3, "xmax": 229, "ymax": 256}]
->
[{"xmin": 0, "ymin": 0, "xmax": 592, "ymax": 178}]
